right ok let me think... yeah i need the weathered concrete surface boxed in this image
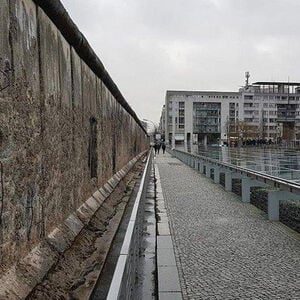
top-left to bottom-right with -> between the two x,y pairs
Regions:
28,157 -> 146,300
0,153 -> 146,299
156,152 -> 300,300
0,0 -> 147,283
0,0 -> 42,271
0,0 -> 11,95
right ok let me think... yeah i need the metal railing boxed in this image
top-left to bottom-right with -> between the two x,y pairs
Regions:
172,149 -> 300,195
106,150 -> 153,300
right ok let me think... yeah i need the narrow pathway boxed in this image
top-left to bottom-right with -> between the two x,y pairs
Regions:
155,152 -> 300,300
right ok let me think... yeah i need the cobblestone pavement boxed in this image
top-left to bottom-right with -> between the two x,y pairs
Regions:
155,152 -> 300,300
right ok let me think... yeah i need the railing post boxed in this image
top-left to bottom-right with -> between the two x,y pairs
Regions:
213,165 -> 220,184
241,177 -> 266,203
194,158 -> 199,171
267,191 -> 300,221
225,171 -> 233,192
191,156 -> 195,168
205,163 -> 211,178
267,191 -> 282,221
225,171 -> 242,192
199,160 -> 203,173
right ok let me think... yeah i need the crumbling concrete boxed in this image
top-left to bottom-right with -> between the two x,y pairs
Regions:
0,0 -> 148,285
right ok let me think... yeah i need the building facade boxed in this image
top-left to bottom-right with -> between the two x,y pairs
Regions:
158,104 -> 166,139
162,81 -> 300,149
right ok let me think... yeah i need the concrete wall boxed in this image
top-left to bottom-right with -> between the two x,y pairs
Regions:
0,0 -> 147,273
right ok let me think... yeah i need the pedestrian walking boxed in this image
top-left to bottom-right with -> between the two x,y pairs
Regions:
162,142 -> 166,154
154,143 -> 158,155
157,142 -> 161,154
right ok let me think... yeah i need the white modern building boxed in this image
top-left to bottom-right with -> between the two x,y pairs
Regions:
162,78 -> 300,150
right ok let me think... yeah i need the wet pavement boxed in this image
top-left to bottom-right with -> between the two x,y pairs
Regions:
155,152 -> 300,300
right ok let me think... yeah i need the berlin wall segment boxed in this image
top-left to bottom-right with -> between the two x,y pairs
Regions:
0,0 -> 148,283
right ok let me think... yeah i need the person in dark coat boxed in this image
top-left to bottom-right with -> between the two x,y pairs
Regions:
156,142 -> 161,154
154,143 -> 158,154
162,142 -> 166,154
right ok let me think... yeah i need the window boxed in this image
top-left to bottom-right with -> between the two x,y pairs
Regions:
179,110 -> 184,116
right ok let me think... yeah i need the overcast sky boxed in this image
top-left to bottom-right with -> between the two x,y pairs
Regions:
61,0 -> 300,124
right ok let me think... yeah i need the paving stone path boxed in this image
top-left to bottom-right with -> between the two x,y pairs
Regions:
155,152 -> 300,300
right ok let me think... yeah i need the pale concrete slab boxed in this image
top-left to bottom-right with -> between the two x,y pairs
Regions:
157,236 -> 173,249
159,292 -> 183,300
157,248 -> 176,266
157,223 -> 171,236
158,266 -> 181,292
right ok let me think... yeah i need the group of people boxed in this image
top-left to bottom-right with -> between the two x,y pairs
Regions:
154,141 -> 166,154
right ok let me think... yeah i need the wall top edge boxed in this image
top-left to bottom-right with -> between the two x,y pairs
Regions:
33,0 -> 147,134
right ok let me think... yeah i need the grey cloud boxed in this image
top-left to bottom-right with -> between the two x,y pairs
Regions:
61,0 -> 300,123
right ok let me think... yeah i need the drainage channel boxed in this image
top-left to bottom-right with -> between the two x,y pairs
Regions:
89,172 -> 141,299
134,165 -> 157,299
90,154 -> 157,299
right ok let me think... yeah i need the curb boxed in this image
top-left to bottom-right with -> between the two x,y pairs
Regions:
154,164 -> 183,300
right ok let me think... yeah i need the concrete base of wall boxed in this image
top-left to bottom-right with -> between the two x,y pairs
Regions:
0,151 -> 147,300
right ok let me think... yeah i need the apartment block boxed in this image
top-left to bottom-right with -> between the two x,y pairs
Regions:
161,81 -> 300,149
